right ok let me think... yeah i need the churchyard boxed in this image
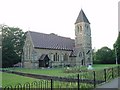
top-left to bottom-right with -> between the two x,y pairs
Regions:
1,64 -> 120,89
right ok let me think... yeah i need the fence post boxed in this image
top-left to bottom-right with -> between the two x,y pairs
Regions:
104,69 -> 106,82
77,74 -> 80,90
51,79 -> 53,90
93,71 -> 96,88
112,68 -> 114,79
118,66 -> 120,77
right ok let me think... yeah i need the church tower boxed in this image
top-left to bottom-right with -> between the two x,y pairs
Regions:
75,9 -> 92,66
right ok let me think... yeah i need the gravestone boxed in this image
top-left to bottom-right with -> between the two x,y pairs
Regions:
87,64 -> 93,70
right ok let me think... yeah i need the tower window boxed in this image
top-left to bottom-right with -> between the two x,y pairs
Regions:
80,26 -> 82,32
77,26 -> 79,33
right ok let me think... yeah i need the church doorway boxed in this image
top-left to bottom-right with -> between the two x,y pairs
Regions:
81,59 -> 84,65
39,54 -> 50,67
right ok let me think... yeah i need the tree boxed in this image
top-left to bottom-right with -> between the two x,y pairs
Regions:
95,47 -> 115,64
2,25 -> 25,67
114,32 -> 120,64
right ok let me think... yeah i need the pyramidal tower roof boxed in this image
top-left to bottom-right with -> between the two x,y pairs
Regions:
75,9 -> 90,24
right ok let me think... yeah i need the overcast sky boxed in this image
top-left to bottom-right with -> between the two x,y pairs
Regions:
0,0 -> 119,50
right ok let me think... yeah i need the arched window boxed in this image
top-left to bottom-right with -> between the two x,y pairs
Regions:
61,54 -> 64,61
64,53 -> 68,61
50,53 -> 54,61
80,26 -> 82,32
55,53 -> 57,61
24,48 -> 26,59
53,53 -> 58,61
77,26 -> 79,33
26,44 -> 29,59
79,52 -> 82,57
53,55 -> 56,61
57,55 -> 59,61
28,44 -> 30,59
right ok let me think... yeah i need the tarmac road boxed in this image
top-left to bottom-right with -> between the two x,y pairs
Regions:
94,77 -> 120,90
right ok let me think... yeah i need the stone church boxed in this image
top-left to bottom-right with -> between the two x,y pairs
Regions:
22,9 -> 92,68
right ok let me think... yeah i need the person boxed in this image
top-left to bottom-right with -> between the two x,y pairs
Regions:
87,64 -> 93,70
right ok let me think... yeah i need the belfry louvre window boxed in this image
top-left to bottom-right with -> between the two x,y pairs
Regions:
77,26 -> 79,33
80,26 -> 82,32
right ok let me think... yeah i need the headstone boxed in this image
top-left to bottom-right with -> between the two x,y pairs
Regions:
87,64 -> 93,70
67,67 -> 70,70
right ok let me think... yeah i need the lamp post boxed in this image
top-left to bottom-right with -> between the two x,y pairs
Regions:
114,44 -> 118,65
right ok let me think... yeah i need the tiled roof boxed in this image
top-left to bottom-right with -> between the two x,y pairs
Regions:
70,48 -> 79,57
29,31 -> 75,51
75,9 -> 90,24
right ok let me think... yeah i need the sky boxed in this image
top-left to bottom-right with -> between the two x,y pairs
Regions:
0,0 -> 119,50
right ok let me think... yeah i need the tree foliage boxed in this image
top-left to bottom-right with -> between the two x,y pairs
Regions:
114,32 -> 120,64
94,47 -> 115,64
2,25 -> 25,67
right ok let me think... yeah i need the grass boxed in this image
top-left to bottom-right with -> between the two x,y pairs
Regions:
0,72 -> 2,87
2,72 -> 93,88
2,72 -> 41,88
3,64 -> 118,76
3,68 -> 74,76
3,67 -> 76,76
2,72 -> 94,89
2,64 -> 119,88
92,64 -> 118,70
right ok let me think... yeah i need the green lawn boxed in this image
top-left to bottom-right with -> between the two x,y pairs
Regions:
3,64 -> 118,76
2,72 -> 93,89
2,64 -> 119,88
92,64 -> 118,70
4,68 -> 75,76
2,72 -> 41,88
0,72 -> 2,87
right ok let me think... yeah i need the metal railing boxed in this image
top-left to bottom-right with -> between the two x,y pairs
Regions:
2,66 -> 120,90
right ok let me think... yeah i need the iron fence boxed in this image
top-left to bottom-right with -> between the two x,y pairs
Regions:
2,66 -> 120,90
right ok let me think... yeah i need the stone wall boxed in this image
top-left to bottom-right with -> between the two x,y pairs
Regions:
34,48 -> 75,68
75,22 -> 92,66
22,32 -> 34,68
22,32 -> 77,68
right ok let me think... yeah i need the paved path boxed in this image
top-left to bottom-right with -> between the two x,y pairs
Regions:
95,77 -> 120,89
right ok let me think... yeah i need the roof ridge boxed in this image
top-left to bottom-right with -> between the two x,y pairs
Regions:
29,31 -> 74,40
